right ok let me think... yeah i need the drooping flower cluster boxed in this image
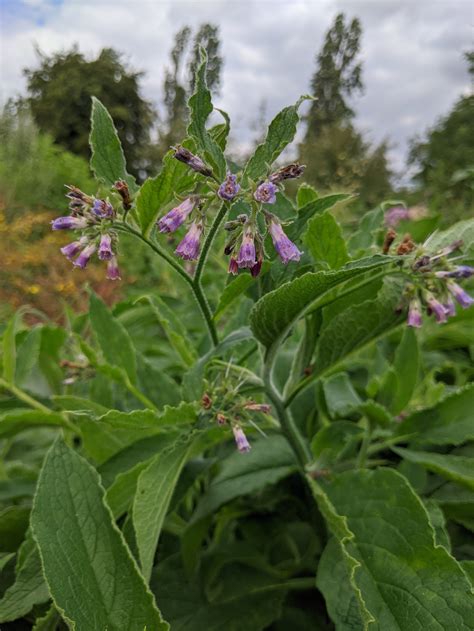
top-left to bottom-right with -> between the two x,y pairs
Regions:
155,146 -> 305,272
405,241 -> 474,328
50,184 -> 123,280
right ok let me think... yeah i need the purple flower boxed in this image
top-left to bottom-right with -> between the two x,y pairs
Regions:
407,298 -> 422,328
232,425 -> 251,453
60,237 -> 89,261
73,243 -> 97,269
106,255 -> 121,280
443,294 -> 456,317
218,172 -> 240,201
237,229 -> 256,269
269,163 -> 306,184
228,257 -> 239,275
447,281 -> 474,309
254,181 -> 277,204
92,198 -> 114,219
268,218 -> 302,264
436,266 -> 474,279
172,146 -> 212,177
384,206 -> 409,227
51,216 -> 88,231
175,221 -> 203,261
426,293 -> 448,323
157,197 -> 197,233
250,258 -> 263,277
98,234 -> 113,261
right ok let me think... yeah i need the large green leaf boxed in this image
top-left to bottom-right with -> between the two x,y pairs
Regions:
391,326 -> 419,414
250,256 -> 393,349
15,326 -> 42,386
31,438 -> 168,630
0,533 -> 49,623
89,292 -> 137,384
135,147 -> 195,237
393,447 -> 474,490
133,435 -> 196,582
319,468 -> 474,630
288,193 -> 353,241
243,95 -> 310,183
397,384 -> 474,445
187,49 -> 226,178
0,409 -> 71,438
192,435 -> 297,522
89,97 -> 137,192
425,218 -> 474,257
314,279 -> 404,375
303,210 -> 349,269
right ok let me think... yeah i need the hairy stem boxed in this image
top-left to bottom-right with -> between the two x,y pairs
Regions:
0,378 -> 52,413
116,224 -> 218,346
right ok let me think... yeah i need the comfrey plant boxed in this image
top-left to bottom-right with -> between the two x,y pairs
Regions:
1,53 -> 474,630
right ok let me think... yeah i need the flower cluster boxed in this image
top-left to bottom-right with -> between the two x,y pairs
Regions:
50,185 -> 122,279
201,390 -> 272,453
405,241 -> 474,328
155,146 -> 305,272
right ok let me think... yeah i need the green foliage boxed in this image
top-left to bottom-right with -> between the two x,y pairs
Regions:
1,70 -> 474,631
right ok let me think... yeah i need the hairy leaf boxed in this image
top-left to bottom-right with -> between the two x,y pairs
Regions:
393,447 -> 474,490
303,210 -> 349,269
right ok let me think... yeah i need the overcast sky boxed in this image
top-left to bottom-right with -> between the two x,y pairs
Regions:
1,0 -> 472,182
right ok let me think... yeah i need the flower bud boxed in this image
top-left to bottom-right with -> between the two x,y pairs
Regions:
172,146 -> 212,177
269,163 -> 305,184
158,197 -> 197,233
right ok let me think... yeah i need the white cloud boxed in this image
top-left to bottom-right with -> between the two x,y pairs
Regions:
0,0 -> 471,182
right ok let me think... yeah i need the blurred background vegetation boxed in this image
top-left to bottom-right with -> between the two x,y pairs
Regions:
0,13 -> 473,320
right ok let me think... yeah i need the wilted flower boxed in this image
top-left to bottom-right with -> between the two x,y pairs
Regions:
158,197 -> 197,233
60,236 -> 89,261
113,180 -> 132,209
407,297 -> 422,328
106,255 -> 121,280
228,256 -> 239,275
175,220 -> 204,261
435,265 -> 474,279
269,163 -> 306,184
244,402 -> 271,413
447,280 -> 474,309
216,413 -> 227,425
65,185 -> 93,206
218,172 -> 240,201
73,243 -> 97,269
51,216 -> 89,231
426,292 -> 448,323
172,146 -> 212,176
98,234 -> 113,261
268,216 -> 302,264
92,198 -> 114,219
254,181 -> 277,204
232,425 -> 251,453
237,228 -> 256,269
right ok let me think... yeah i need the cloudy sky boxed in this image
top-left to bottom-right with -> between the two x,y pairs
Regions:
1,0 -> 472,182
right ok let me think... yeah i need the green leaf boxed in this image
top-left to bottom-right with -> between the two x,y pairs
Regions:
89,96 -> 137,192
250,256 -> 393,349
32,605 -> 62,631
393,447 -> 474,490
89,292 -> 137,384
2,310 -> 23,384
133,435 -> 197,582
243,95 -> 311,183
0,409 -> 70,439
303,211 -> 349,269
135,147 -> 195,237
146,296 -> 197,366
187,49 -> 226,178
209,108 -> 230,150
31,437 -> 168,630
0,533 -> 49,624
347,206 -> 384,256
296,183 -> 318,208
288,193 -> 354,241
322,373 -> 362,419
314,279 -> 404,375
311,421 -> 363,468
319,468 -> 474,630
397,384 -> 474,445
425,218 -> 474,257
213,265 -> 269,322
15,326 -> 42,386
51,395 -> 108,415
0,506 -> 30,552
424,499 -> 451,549
192,435 -> 297,522
391,326 -> 419,414
431,483 -> 474,532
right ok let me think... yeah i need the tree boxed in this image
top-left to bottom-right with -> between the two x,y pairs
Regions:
299,13 -> 392,209
23,47 -> 155,176
408,51 -> 474,220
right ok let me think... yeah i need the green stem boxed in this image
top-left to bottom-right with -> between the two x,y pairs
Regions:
124,378 -> 158,411
194,202 -> 228,285
0,378 -> 52,413
263,347 -> 312,468
116,224 -> 218,347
